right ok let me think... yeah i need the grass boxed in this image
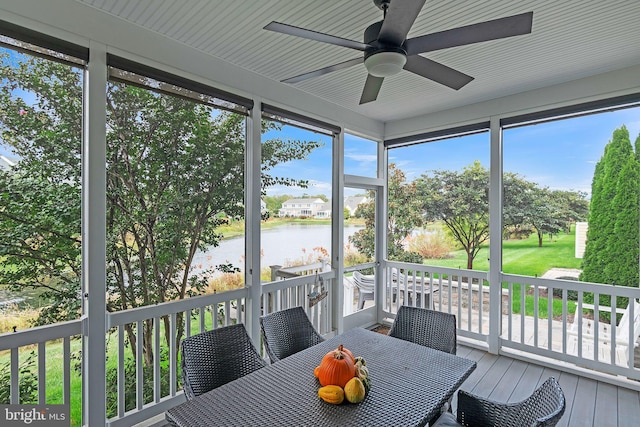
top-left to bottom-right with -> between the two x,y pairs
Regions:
1,308 -> 226,426
422,229 -> 581,318
421,229 -> 581,276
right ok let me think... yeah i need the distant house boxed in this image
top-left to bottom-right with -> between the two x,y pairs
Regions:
278,196 -> 369,218
315,202 -> 332,218
344,195 -> 369,217
278,198 -> 327,217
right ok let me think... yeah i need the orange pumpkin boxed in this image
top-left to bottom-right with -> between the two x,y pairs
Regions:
341,346 -> 355,364
317,344 -> 356,388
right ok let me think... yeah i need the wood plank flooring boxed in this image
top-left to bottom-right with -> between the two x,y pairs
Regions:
455,343 -> 640,427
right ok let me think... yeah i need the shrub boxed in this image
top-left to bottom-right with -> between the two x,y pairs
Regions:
406,231 -> 454,259
343,244 -> 369,267
105,347 -> 171,419
0,351 -> 38,404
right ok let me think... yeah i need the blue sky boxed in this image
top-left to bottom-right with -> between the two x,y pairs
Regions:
265,106 -> 640,199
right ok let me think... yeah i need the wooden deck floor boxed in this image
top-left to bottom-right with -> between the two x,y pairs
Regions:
454,343 -> 640,427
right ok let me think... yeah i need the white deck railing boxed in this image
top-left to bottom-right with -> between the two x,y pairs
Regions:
0,319 -> 81,406
2,262 -> 639,425
501,273 -> 640,381
0,272 -> 334,426
383,261 -> 491,342
379,261 -> 640,382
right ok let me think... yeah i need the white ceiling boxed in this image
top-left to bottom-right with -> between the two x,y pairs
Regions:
71,0 -> 640,124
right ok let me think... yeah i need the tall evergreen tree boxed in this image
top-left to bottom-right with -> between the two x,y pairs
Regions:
605,156 -> 640,288
581,126 -> 634,285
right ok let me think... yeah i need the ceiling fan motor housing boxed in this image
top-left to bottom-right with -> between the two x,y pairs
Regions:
363,21 -> 407,77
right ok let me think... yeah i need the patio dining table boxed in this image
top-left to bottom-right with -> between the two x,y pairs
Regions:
165,327 -> 476,426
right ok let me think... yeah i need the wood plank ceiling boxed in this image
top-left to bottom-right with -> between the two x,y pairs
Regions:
77,0 -> 640,123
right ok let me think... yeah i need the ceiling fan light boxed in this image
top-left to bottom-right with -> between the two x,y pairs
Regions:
364,51 -> 407,77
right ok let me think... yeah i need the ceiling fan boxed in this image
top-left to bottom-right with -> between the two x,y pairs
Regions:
264,0 -> 533,104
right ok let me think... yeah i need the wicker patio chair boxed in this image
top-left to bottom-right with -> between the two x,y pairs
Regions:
432,377 -> 566,427
388,306 -> 457,354
260,306 -> 325,363
180,323 -> 267,400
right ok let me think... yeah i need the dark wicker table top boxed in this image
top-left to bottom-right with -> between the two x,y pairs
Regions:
165,327 -> 476,427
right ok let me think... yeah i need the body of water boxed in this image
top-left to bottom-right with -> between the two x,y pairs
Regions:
1,223 -> 364,307
193,222 -> 364,273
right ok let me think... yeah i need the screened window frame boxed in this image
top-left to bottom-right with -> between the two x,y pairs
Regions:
107,54 -> 253,115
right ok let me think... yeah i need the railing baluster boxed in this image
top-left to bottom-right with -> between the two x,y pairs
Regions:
10,347 -> 18,404
38,341 -> 46,403
520,283 -> 525,345
533,285 -> 539,348
562,289 -> 568,355
169,312 -> 177,396
63,336 -> 71,405
547,287 -> 553,351
154,316 -> 160,403
507,281 -> 513,341
117,325 -> 125,418
136,319 -> 143,410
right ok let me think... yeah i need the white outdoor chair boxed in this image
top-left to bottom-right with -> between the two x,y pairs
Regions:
352,271 -> 376,310
351,270 -> 401,310
568,297 -> 640,365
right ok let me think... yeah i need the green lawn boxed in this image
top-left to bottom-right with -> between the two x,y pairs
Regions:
423,229 -> 581,276
422,229 -> 581,317
1,308 -> 225,426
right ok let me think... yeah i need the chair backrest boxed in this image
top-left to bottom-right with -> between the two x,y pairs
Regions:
388,306 -> 457,354
518,377 -> 566,427
456,377 -> 565,427
260,306 -> 325,363
352,271 -> 375,292
616,298 -> 640,346
180,323 -> 266,400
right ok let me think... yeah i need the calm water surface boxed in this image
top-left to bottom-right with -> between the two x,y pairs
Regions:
194,222 -> 364,273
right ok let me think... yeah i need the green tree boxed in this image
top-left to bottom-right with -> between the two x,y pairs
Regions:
415,161 -> 489,269
581,126 -> 635,285
350,164 -> 423,262
551,189 -> 589,234
0,48 -> 322,365
604,155 -> 640,288
0,49 -> 83,325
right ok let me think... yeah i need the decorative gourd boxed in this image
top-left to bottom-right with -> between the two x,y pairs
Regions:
314,366 -> 321,378
344,377 -> 366,403
355,364 -> 369,381
316,344 -> 356,388
361,376 -> 371,395
318,385 -> 345,404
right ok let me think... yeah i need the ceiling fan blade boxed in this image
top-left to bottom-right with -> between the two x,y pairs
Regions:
378,0 -> 427,46
282,57 -> 363,84
360,75 -> 384,104
404,55 -> 473,90
264,22 -> 369,51
405,12 -> 533,56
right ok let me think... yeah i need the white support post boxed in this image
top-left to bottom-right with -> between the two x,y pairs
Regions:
376,143 -> 388,322
488,117 -> 503,354
83,41 -> 107,426
332,129 -> 345,333
246,99 -> 262,344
